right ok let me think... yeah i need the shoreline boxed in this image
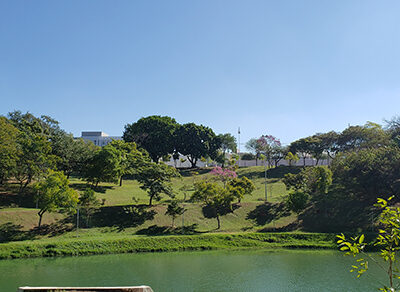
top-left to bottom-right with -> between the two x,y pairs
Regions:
0,232 -> 337,260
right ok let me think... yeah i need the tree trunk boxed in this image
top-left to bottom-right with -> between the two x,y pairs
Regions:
149,195 -> 153,207
315,158 -> 320,166
303,156 -> 306,166
172,217 -> 175,228
119,176 -> 123,187
38,210 -> 44,227
216,215 -> 220,229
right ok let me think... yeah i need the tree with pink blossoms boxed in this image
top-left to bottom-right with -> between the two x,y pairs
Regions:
209,166 -> 237,187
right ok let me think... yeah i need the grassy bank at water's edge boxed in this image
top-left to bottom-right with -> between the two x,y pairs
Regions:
0,232 -> 337,259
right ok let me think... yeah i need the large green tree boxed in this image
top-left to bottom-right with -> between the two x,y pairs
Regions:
0,117 -> 20,184
34,170 -> 78,227
191,181 -> 235,229
83,145 -> 123,187
336,122 -> 390,152
123,116 -> 178,162
175,123 -> 221,168
108,140 -> 150,186
331,146 -> 400,204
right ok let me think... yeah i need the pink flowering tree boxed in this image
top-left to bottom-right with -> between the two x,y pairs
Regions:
210,166 -> 237,187
257,135 -> 283,167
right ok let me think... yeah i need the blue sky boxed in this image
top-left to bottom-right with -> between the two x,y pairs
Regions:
1,1 -> 400,146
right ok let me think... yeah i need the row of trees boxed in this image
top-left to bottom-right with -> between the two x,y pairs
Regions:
123,116 -> 237,167
245,121 -> 395,167
280,117 -> 400,232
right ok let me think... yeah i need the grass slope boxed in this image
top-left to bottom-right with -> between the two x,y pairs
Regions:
0,232 -> 337,260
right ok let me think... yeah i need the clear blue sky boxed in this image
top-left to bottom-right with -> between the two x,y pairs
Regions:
1,1 -> 400,146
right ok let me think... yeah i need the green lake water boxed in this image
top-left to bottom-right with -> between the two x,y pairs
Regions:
0,249 -> 387,291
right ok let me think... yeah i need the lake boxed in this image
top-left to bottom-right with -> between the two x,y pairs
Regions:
0,249 -> 386,291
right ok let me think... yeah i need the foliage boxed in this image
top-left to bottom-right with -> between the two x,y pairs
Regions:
108,140 -> 150,186
83,144 -> 123,186
331,146 -> 400,204
217,133 -> 237,167
245,138 -> 263,165
337,197 -> 400,291
285,152 -> 299,166
0,117 -> 20,184
286,191 -> 310,214
50,132 -> 98,178
79,188 -> 102,227
123,115 -> 178,162
191,181 -> 235,229
34,170 -> 79,227
165,200 -> 186,227
210,166 -> 237,186
283,166 -> 332,196
241,153 -> 255,160
135,162 -> 179,206
336,122 -> 390,152
175,123 -> 221,168
14,133 -> 54,192
226,176 -> 255,203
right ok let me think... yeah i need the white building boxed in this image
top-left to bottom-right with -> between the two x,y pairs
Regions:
81,131 -> 122,146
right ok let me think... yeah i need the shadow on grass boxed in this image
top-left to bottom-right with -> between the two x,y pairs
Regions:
69,183 -> 114,194
178,168 -> 212,177
239,166 -> 302,180
0,183 -> 36,208
92,205 -> 156,231
136,224 -> 199,236
246,202 -> 290,226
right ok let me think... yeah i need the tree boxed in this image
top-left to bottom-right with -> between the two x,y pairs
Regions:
50,131 -> 98,179
123,116 -> 178,162
108,140 -> 150,186
289,138 -> 312,166
283,166 -> 332,196
175,123 -> 221,168
83,145 -> 123,187
34,170 -> 78,227
241,153 -> 255,161
135,162 -> 179,206
331,146 -> 400,204
191,181 -> 235,229
226,176 -> 255,203
165,200 -> 185,227
337,122 -> 390,152
256,135 -> 282,167
245,138 -> 263,165
337,197 -> 400,291
0,117 -> 20,184
209,166 -> 237,187
14,133 -> 54,192
7,111 -> 58,191
217,133 -> 237,167
285,152 -> 299,166
286,191 -> 309,214
79,188 -> 102,227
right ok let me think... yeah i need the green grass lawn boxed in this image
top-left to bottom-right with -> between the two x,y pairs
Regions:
68,166 -> 289,206
0,166 -> 298,246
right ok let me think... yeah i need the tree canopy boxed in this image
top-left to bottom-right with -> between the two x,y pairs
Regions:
123,115 -> 178,162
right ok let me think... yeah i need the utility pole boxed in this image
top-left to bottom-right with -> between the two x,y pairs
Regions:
264,158 -> 267,201
76,206 -> 80,237
238,127 -> 241,154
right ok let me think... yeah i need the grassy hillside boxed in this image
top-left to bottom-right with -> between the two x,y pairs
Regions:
0,166 -> 300,247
